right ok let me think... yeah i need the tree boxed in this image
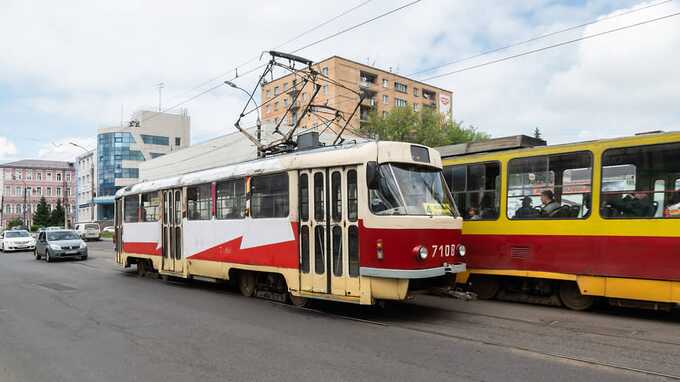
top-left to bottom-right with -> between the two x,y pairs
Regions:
534,127 -> 542,139
49,199 -> 65,227
33,197 -> 50,227
359,107 -> 489,147
7,218 -> 23,229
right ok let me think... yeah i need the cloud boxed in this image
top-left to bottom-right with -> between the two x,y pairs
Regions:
0,137 -> 18,159
36,137 -> 97,162
1,0 -> 678,153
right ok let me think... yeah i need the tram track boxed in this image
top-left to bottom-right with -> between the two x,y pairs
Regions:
291,303 -> 680,381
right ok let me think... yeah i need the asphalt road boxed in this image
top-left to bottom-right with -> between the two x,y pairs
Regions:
0,241 -> 679,382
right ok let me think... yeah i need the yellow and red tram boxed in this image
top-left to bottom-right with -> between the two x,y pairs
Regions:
440,132 -> 680,310
114,141 -> 466,305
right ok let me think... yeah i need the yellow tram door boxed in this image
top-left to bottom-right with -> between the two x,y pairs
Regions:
161,188 -> 184,274
329,167 -> 361,298
298,170 -> 313,292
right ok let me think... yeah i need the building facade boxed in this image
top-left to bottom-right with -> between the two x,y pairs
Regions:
95,109 -> 191,221
75,149 -> 97,223
0,160 -> 76,228
260,56 -> 453,133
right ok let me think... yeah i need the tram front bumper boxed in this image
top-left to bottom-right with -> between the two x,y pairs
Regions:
360,263 -> 466,279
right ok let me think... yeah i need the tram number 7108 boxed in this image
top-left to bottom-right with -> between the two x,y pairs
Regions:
432,244 -> 457,258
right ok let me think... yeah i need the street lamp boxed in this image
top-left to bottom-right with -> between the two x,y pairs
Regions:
70,142 -> 96,225
225,80 -> 262,145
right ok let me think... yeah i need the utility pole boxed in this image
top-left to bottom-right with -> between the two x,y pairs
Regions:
23,186 -> 27,227
156,82 -> 165,112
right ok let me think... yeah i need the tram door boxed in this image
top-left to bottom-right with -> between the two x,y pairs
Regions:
298,167 -> 360,297
114,198 -> 123,263
161,189 -> 184,273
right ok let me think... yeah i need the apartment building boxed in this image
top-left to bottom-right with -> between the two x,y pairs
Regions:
75,149 -> 97,223
95,109 -> 191,221
260,56 -> 453,133
0,160 -> 76,228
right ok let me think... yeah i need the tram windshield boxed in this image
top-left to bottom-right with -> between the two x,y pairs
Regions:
369,163 -> 457,217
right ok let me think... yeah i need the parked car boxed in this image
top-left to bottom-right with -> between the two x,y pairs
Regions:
75,223 -> 101,241
34,230 -> 88,262
46,226 -> 63,231
0,229 -> 36,252
102,226 -> 115,234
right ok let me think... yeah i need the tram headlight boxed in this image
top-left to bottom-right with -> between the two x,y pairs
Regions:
376,239 -> 384,260
457,244 -> 467,257
414,245 -> 428,261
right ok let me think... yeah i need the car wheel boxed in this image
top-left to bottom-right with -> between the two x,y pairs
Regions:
81,255 -> 88,261
34,248 -> 42,260
45,250 -> 52,263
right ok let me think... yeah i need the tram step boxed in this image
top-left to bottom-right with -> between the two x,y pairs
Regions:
255,290 -> 288,303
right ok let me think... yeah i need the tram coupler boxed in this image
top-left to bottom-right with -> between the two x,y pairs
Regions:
432,287 -> 477,301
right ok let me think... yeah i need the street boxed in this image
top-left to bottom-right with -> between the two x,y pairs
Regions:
0,241 -> 678,382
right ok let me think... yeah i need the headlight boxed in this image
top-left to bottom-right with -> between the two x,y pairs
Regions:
457,244 -> 466,257
80,241 -> 87,249
415,245 -> 428,261
49,244 -> 61,250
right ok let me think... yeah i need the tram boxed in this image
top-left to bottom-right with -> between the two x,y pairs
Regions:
440,131 -> 680,310
114,140 -> 466,305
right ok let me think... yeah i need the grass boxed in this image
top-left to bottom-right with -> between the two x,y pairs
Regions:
101,231 -> 113,239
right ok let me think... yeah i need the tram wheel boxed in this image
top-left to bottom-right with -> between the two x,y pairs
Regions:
238,271 -> 256,297
469,276 -> 500,300
558,281 -> 595,311
137,261 -> 147,277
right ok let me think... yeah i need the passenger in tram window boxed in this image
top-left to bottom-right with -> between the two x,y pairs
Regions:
606,191 -> 653,217
540,190 -> 561,217
466,207 -> 481,220
514,196 -> 539,219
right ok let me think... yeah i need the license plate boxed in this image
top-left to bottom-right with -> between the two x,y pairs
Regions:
66,250 -> 79,255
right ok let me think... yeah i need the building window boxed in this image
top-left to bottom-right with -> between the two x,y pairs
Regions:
266,104 -> 271,114
47,172 -> 52,181
4,186 -> 10,196
36,172 -> 42,181
395,98 -> 407,107
15,187 -> 21,196
283,82 -> 288,91
382,95 -> 389,105
274,101 -> 279,111
26,170 -> 32,180
284,98 -> 289,107
322,67 -> 328,76
507,152 -> 592,219
36,187 -> 41,196
124,195 -> 139,223
413,87 -> 419,97
56,173 -> 62,182
274,86 -> 279,96
57,187 -> 62,197
216,179 -> 246,219
14,170 -> 21,180
266,89 -> 271,99
187,184 -> 212,220
66,173 -> 71,182
394,82 -> 407,93
382,79 -> 389,88
444,162 -> 500,221
141,192 -> 160,222
140,134 -> 169,146
26,187 -> 32,197
251,173 -> 289,218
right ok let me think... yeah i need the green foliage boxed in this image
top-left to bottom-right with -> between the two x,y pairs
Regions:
33,197 -> 51,227
30,224 -> 41,232
49,199 -> 65,227
534,127 -> 542,139
359,107 -> 489,147
6,218 -> 24,229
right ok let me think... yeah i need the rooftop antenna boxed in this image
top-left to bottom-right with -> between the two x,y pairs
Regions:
156,82 -> 165,112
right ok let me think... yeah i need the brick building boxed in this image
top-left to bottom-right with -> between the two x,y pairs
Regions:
0,160 -> 76,228
260,56 -> 453,133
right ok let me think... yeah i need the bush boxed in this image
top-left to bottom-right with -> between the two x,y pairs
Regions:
30,224 -> 41,232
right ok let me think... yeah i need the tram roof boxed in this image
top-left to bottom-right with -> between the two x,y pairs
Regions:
437,130 -> 680,162
116,140 -> 442,197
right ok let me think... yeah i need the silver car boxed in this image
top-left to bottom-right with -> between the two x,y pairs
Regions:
34,230 -> 88,262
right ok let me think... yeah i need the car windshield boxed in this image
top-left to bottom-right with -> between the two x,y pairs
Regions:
85,224 -> 99,230
5,231 -> 30,238
47,231 -> 81,241
369,163 -> 458,216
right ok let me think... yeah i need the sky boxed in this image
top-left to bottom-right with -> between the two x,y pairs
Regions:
1,0 -> 679,162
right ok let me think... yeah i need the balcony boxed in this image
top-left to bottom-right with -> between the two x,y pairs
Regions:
359,71 -> 377,88
361,97 -> 376,108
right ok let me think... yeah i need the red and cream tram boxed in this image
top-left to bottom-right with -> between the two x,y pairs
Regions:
114,141 -> 466,305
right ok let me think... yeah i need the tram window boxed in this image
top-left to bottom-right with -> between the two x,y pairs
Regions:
299,174 -> 309,222
443,162 -> 500,220
347,170 -> 358,222
187,184 -> 212,220
601,142 -> 680,219
332,226 -> 342,276
348,225 -> 359,277
314,226 -> 325,274
331,171 -> 341,222
251,173 -> 289,218
124,195 -> 139,223
314,173 -> 325,221
300,226 -> 310,273
141,192 -> 160,222
216,179 -> 245,219
507,151 -> 592,219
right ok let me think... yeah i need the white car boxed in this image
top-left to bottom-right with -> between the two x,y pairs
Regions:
75,223 -> 101,241
0,230 -> 36,252
102,226 -> 115,234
